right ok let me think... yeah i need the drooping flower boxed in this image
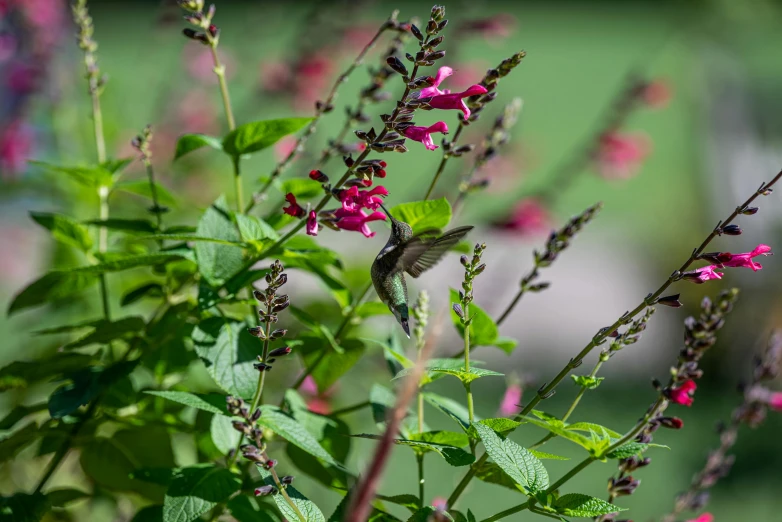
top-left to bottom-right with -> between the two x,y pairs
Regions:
595,132 -> 650,180
499,383 -> 522,417
419,66 -> 453,98
306,211 -> 319,236
497,199 -> 551,237
669,379 -> 697,407
686,513 -> 714,522
688,265 -> 724,284
339,185 -> 388,212
720,244 -> 772,271
428,84 -> 489,119
769,392 -> 782,412
283,193 -> 306,218
401,122 -> 448,151
332,208 -> 386,238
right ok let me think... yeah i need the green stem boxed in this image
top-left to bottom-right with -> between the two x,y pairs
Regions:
480,501 -> 530,522
417,453 -> 425,507
233,157 -> 244,214
209,44 -> 235,131
423,124 -> 464,200
143,157 -> 164,231
330,400 -> 371,417
463,302 -> 476,453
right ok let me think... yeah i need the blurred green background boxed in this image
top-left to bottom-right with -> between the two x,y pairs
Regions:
2,0 -> 782,520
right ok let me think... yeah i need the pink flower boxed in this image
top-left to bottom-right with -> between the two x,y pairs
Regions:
639,79 -> 672,109
686,514 -> 714,522
499,383 -> 522,416
0,119 -> 33,179
339,186 -> 388,212
595,132 -> 650,180
301,375 -> 335,415
431,497 -> 448,511
720,244 -> 772,271
428,85 -> 489,119
283,193 -> 306,218
274,135 -> 298,162
670,380 -> 697,407
458,14 -> 517,41
497,199 -> 551,237
401,121 -> 448,151
690,265 -> 724,283
306,211 -> 319,236
332,208 -> 386,238
419,66 -> 453,98
769,392 -> 782,412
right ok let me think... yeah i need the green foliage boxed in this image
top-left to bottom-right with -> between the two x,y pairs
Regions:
258,467 -> 325,522
389,198 -> 452,234
473,423 -> 549,495
48,360 -> 138,418
222,118 -> 313,158
406,507 -> 453,522
194,196 -> 246,286
162,465 -> 242,522
423,392 -> 477,432
0,423 -> 40,463
173,133 -> 223,160
258,406 -> 343,469
352,432 -> 475,466
571,375 -> 605,389
448,289 -> 513,352
114,180 -> 178,206
30,212 -> 93,251
192,318 -> 258,399
145,391 -> 227,415
0,492 -> 49,522
552,493 -> 624,517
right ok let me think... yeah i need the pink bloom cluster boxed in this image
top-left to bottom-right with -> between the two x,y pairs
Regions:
686,514 -> 713,522
420,67 -> 488,119
670,379 -> 697,407
328,208 -> 386,238
339,185 -> 388,212
596,132 -> 651,180
687,244 -> 773,283
283,193 -> 306,218
497,198 -> 551,237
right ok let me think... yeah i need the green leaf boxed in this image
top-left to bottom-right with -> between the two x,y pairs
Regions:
553,494 -> 624,517
86,218 -> 158,234
258,406 -> 342,468
353,433 -> 474,466
210,413 -> 241,454
0,423 -> 39,463
566,422 -> 621,439
375,494 -> 420,513
423,393 -> 477,432
8,253 -> 187,314
468,418 -> 522,439
62,316 -> 146,349
353,301 -> 392,318
301,337 -> 365,394
528,449 -> 570,461
194,197 -> 245,286
141,234 -> 247,246
411,430 -> 470,448
228,496 -> 280,522
493,336 -> 519,354
258,466 -> 326,522
406,507 -> 452,522
130,468 -> 177,486
222,118 -> 312,158
114,180 -> 177,207
122,282 -> 165,306
235,214 -> 280,242
474,423 -> 549,495
144,391 -> 227,415
393,358 -> 487,386
369,384 -> 396,427
0,492 -> 49,522
162,465 -> 242,522
570,375 -> 605,390
47,488 -> 90,508
473,461 -> 526,492
103,157 -> 134,174
131,505 -> 164,522
173,134 -> 223,160
389,198 -> 452,234
426,366 -> 504,385
30,160 -> 112,188
192,319 -> 258,399
48,360 -> 138,419
0,353 -> 92,391
449,289 -> 499,348
280,178 -> 322,200
30,212 -> 93,251
523,413 -> 596,452
0,403 -> 46,431
605,442 -> 648,460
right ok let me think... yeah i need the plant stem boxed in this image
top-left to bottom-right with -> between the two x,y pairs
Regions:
480,501 -> 530,522
233,157 -> 244,213
417,452 -> 425,507
446,168 -> 782,509
423,124 -> 464,200
463,301 -> 475,452
245,14 -> 395,211
209,44 -> 235,131
330,400 -> 371,417
143,158 -> 163,231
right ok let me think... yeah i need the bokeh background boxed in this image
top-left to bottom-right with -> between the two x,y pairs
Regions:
2,0 -> 782,520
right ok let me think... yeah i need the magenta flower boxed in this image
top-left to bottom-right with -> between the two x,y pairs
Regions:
690,265 -> 724,283
300,376 -> 334,415
721,244 -> 772,271
769,392 -> 782,412
0,120 -> 33,179
497,199 -> 551,237
428,84 -> 489,119
401,122 -> 449,151
332,208 -> 386,238
595,132 -> 650,180
686,514 -> 714,522
339,185 -> 389,212
669,379 -> 697,407
306,211 -> 319,236
419,66 -> 453,98
498,383 -> 522,416
282,193 -> 306,218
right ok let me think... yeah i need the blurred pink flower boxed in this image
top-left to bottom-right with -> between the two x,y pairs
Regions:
274,135 -> 298,162
0,34 -> 17,62
670,379 -> 697,407
419,66 -> 453,98
686,265 -> 724,284
721,244 -> 772,271
6,61 -> 39,94
301,375 -> 334,415
17,0 -> 65,30
401,121 -> 448,151
0,119 -> 33,179
177,90 -> 219,134
339,185 -> 388,212
306,210 -> 319,236
332,208 -> 386,238
686,514 -> 713,522
497,199 -> 551,237
459,14 -> 517,41
184,45 -> 235,84
293,54 -> 333,112
339,25 -> 378,54
595,132 -> 650,180
431,497 -> 448,511
429,85 -> 488,119
499,383 -> 522,416
640,79 -> 672,109
769,392 -> 782,412
283,193 -> 306,218
259,60 -> 293,92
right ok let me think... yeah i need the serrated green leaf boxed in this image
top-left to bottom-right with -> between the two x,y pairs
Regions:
145,391 -> 227,415
523,415 -> 595,452
553,493 -> 624,517
468,418 -> 521,439
353,433 -> 474,466
30,160 -> 113,188
223,118 -> 312,158
258,466 -> 325,522
375,493 -> 420,513
192,319 -> 257,399
30,212 -> 93,251
235,214 -> 280,242
426,366 -> 504,385
528,449 -> 570,461
46,488 -> 90,508
114,180 -> 177,207
210,413 -> 241,454
474,423 -> 549,495
130,468 -> 177,486
566,422 -> 621,438
605,442 -> 648,459
86,218 -> 158,234
449,289 -> 499,348
194,196 -> 245,286
570,375 -> 605,389
0,492 -> 49,522
473,461 -> 520,491
423,393 -> 477,432
389,198 -> 451,234
393,358 -> 487,386
162,465 -> 241,522
173,133 -> 223,160
259,406 -> 342,468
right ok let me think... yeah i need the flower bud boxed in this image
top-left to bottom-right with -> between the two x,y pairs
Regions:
720,224 -> 742,236
410,24 -> 424,41
270,328 -> 287,339
264,459 -> 277,470
386,56 -> 409,76
309,170 -> 329,183
254,362 -> 272,372
657,416 -> 684,429
452,303 -> 464,319
280,475 -> 295,485
251,408 -> 262,422
268,346 -> 292,357
460,255 -> 469,266
741,206 -> 759,215
657,294 -> 682,308
255,485 -> 277,496
248,327 -> 266,339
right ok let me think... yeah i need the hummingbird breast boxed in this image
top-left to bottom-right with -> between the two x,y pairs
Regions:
371,252 -> 408,309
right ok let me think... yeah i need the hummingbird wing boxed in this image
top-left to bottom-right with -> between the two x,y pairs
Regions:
399,226 -> 474,278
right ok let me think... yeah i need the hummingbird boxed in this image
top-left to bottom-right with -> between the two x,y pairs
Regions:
371,204 -> 473,337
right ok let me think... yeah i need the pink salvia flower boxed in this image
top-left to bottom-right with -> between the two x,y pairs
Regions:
419,66 -> 453,98
340,186 -> 389,212
640,79 -> 672,109
596,132 -> 650,180
428,84 -> 489,119
670,379 -> 697,407
686,514 -> 714,522
498,199 -> 551,237
401,121 -> 449,151
306,211 -> 318,236
769,392 -> 782,412
333,208 -> 386,238
282,193 -> 306,218
300,375 -> 334,415
499,383 -> 522,416
693,265 -> 724,283
720,244 -> 772,271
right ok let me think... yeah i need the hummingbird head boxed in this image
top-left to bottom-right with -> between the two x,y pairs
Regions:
379,203 -> 413,243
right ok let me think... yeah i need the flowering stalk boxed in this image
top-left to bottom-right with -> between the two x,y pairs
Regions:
446,168 -> 782,509
423,51 -> 525,200
659,332 -> 782,522
411,290 -> 430,505
246,12 -> 403,211
131,126 -> 166,232
496,202 -> 602,325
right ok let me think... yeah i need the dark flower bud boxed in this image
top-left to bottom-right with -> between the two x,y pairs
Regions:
426,19 -> 438,35
208,24 -> 219,38
276,274 -> 288,286
232,421 -> 250,435
452,303 -> 464,319
248,327 -> 266,339
410,24 -> 424,41
657,416 -> 684,429
272,301 -> 290,313
280,475 -> 295,485
657,294 -> 682,308
268,346 -> 292,357
460,255 -> 469,266
427,50 -> 446,61
720,224 -> 742,236
239,407 -> 248,419
255,485 -> 277,496
254,362 -> 272,372
343,155 -> 355,167
264,459 -> 277,470
405,52 -> 415,63
182,28 -> 208,44
437,19 -> 449,31
242,451 -> 264,463
386,56 -> 409,76
528,282 -> 550,292
741,206 -> 759,215
429,36 -> 444,48
309,169 -> 328,183
270,328 -> 287,339
251,408 -> 262,422
473,263 -> 486,275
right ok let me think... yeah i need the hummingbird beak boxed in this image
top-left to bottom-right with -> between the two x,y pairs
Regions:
378,203 -> 395,222
401,318 -> 410,339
